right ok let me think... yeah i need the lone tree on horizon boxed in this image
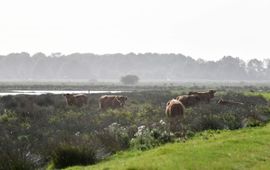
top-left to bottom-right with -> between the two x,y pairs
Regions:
120,75 -> 139,85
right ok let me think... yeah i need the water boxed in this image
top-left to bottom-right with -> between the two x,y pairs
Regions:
0,90 -> 126,96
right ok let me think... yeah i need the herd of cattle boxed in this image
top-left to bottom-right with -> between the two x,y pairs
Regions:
165,90 -> 216,118
63,89 -> 244,119
64,94 -> 128,109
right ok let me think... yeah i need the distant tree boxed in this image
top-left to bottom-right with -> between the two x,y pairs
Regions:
120,75 -> 139,85
264,59 -> 270,80
247,59 -> 265,80
215,56 -> 247,80
0,52 -> 269,81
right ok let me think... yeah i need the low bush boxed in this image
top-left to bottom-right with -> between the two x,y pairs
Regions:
0,130 -> 35,170
52,144 -> 96,169
0,153 -> 35,170
96,122 -> 130,153
130,120 -> 173,150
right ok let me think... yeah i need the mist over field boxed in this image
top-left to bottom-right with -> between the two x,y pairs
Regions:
0,52 -> 269,82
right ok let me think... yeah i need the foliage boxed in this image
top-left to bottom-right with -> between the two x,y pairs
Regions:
1,53 -> 270,81
52,144 -> 96,169
120,75 -> 139,85
0,110 -> 36,170
130,120 -> 173,150
65,123 -> 270,170
96,123 -> 130,153
0,87 -> 270,169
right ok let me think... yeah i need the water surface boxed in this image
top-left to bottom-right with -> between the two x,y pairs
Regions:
0,90 -> 125,96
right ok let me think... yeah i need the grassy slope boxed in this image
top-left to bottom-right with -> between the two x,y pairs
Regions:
245,92 -> 270,100
66,123 -> 270,170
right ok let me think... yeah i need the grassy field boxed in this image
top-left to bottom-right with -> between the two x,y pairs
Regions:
65,123 -> 270,170
246,92 -> 270,101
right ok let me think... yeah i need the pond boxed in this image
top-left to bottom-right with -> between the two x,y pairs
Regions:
0,90 -> 126,96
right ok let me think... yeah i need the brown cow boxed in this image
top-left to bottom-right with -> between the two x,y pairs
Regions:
165,99 -> 185,132
165,99 -> 185,118
188,90 -> 216,103
99,95 -> 127,110
176,94 -> 200,107
217,98 -> 244,106
64,94 -> 88,107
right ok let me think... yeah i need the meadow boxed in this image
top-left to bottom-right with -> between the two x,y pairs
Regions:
66,123 -> 270,170
0,83 -> 270,169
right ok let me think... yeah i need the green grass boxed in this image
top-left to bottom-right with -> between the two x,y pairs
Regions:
65,123 -> 270,170
245,92 -> 270,101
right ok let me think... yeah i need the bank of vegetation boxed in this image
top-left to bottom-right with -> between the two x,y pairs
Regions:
0,86 -> 269,169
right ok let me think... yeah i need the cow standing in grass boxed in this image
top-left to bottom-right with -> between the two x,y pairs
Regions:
165,99 -> 185,118
176,94 -> 200,107
99,95 -> 127,110
165,99 -> 185,133
64,94 -> 88,107
188,90 -> 216,103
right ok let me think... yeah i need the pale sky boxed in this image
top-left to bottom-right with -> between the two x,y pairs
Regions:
0,0 -> 269,60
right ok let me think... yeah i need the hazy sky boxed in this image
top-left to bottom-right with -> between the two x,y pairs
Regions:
0,0 -> 269,60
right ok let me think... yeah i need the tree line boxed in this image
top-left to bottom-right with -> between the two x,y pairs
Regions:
0,52 -> 269,81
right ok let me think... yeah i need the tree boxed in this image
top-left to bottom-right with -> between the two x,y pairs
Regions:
247,59 -> 265,80
120,75 -> 139,85
215,56 -> 247,80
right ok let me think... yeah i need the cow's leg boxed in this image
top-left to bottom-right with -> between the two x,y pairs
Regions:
99,102 -> 103,109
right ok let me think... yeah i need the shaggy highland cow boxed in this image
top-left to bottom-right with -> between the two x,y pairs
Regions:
165,99 -> 185,118
176,94 -> 200,107
188,90 -> 216,103
64,94 -> 88,107
99,95 -> 127,110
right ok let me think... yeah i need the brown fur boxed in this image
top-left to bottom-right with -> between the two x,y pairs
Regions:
64,94 -> 88,107
217,98 -> 244,106
99,95 -> 128,110
188,90 -> 216,103
165,99 -> 185,118
176,94 -> 200,107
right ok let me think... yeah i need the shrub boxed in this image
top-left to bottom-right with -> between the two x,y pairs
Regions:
0,123 -> 36,170
96,123 -> 130,154
52,144 -> 96,169
130,125 -> 157,150
0,153 -> 35,170
130,120 -> 174,150
35,94 -> 54,106
241,117 -> 263,128
0,95 -> 17,111
120,75 -> 139,85
107,123 -> 130,148
151,121 -> 174,144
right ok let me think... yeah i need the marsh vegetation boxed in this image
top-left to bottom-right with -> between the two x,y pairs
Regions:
0,85 -> 270,169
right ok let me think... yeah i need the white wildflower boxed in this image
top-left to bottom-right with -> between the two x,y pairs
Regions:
75,131 -> 80,136
159,119 -> 166,125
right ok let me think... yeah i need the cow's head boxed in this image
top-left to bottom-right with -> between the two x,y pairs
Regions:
63,93 -> 73,97
117,96 -> 127,103
209,90 -> 216,98
63,93 -> 76,106
188,91 -> 195,95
